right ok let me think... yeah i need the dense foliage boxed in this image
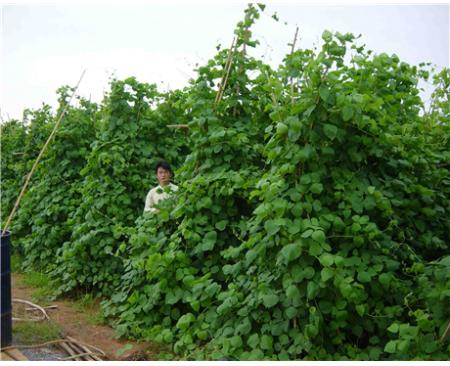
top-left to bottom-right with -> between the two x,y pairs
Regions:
11,88 -> 98,271
2,4 -> 448,361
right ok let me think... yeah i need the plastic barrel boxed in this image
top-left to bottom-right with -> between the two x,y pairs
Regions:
1,230 -> 12,348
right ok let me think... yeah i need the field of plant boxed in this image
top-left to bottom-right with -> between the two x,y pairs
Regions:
1,5 -> 449,360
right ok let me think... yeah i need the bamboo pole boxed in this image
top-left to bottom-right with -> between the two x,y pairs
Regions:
290,26 -> 299,104
66,336 -> 106,358
2,70 -> 86,233
66,336 -> 104,361
59,341 -> 83,361
214,37 -> 235,105
166,124 -> 189,129
214,37 -> 237,109
440,321 -> 450,342
12,298 -> 50,321
290,26 -> 299,55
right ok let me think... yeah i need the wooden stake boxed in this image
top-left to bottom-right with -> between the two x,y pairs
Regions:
214,37 -> 235,105
66,336 -> 106,359
67,336 -> 106,361
166,124 -> 189,129
2,70 -> 86,233
214,37 -> 237,109
59,341 -> 83,361
12,298 -> 50,321
290,26 -> 299,55
290,26 -> 299,104
440,321 -> 450,342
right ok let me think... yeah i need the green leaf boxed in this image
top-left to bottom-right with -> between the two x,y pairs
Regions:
319,86 -> 331,103
356,304 -> 366,316
276,122 -> 288,136
378,273 -> 391,287
303,266 -> 315,279
202,231 -> 217,251
310,183 -> 323,194
279,242 -> 302,262
215,220 -> 227,231
260,334 -> 273,350
265,220 -> 280,236
247,333 -> 260,349
307,281 -> 319,299
319,253 -> 334,267
286,284 -> 300,300
115,344 -> 133,358
176,313 -> 195,331
322,30 -> 333,42
236,318 -> 251,335
285,307 -> 297,319
312,230 -> 326,243
262,293 -> 279,308
309,242 -> 323,256
230,335 -> 243,349
357,271 -> 372,283
287,116 -> 302,141
301,229 -> 314,238
342,104 -> 354,121
321,267 -> 334,282
388,323 -> 398,333
384,340 -> 397,353
323,124 -> 338,140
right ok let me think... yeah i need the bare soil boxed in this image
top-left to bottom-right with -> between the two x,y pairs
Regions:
11,273 -> 162,360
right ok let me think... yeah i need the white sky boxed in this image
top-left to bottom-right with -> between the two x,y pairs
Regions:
1,1 -> 449,121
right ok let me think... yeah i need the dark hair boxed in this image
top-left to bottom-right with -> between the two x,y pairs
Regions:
155,160 -> 173,174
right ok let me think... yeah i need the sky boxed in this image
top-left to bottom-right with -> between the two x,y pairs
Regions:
1,1 -> 449,121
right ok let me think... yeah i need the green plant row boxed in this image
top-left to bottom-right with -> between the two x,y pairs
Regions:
1,4 -> 448,361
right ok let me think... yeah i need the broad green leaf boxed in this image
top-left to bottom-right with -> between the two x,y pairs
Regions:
357,271 -> 372,283
286,285 -> 300,300
312,230 -> 326,243
279,242 -> 302,262
310,183 -> 323,194
384,340 -> 397,354
202,231 -> 217,251
319,86 -> 331,103
265,220 -> 280,236
307,281 -> 319,299
387,323 -> 399,333
262,293 -> 279,308
323,124 -> 338,140
342,104 -> 354,121
260,334 -> 273,350
321,267 -> 334,282
285,307 -> 297,319
230,335 -> 243,349
215,220 -> 227,231
322,30 -> 333,42
319,253 -> 334,267
309,242 -> 323,256
247,333 -> 260,349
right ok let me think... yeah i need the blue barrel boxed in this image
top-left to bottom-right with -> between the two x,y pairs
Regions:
1,230 -> 12,348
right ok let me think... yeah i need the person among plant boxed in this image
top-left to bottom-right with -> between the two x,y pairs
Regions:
144,160 -> 178,213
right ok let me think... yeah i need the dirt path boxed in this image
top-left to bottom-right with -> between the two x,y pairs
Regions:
11,273 -> 159,360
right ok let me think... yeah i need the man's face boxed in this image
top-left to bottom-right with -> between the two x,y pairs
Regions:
157,167 -> 171,186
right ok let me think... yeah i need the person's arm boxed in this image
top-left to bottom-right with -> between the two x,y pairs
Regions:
144,189 -> 158,213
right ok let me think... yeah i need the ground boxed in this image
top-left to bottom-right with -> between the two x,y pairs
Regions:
10,272 -> 167,361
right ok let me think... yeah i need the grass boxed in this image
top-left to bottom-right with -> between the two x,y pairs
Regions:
20,270 -> 56,306
13,321 -> 62,345
10,253 -> 22,273
70,293 -> 106,326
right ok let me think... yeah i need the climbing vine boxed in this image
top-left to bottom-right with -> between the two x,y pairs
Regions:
2,4 -> 448,361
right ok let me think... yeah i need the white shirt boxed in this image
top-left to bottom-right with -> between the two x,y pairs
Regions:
144,183 -> 178,213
